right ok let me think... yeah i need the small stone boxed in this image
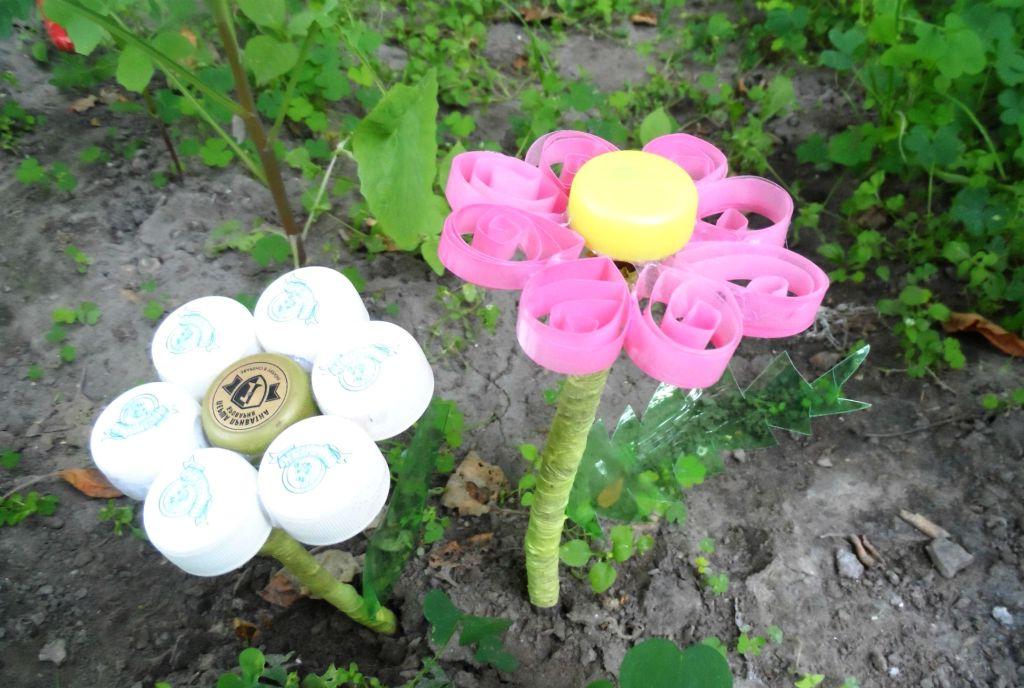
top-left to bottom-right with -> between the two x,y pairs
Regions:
836,549 -> 865,580
869,650 -> 887,672
38,584 -> 54,596
888,667 -> 901,678
810,351 -> 841,370
926,538 -> 975,578
816,457 -> 834,467
733,449 -> 747,463
992,606 -> 1014,626
39,639 -> 67,666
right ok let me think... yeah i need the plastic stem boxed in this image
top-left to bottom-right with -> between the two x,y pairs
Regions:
524,369 -> 610,607
258,528 -> 397,634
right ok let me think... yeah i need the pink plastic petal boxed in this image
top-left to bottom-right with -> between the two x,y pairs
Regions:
438,204 -> 585,290
667,241 -> 829,338
517,257 -> 631,375
693,176 -> 794,246
642,133 -> 728,185
524,130 -> 619,191
625,266 -> 743,389
446,151 -> 568,222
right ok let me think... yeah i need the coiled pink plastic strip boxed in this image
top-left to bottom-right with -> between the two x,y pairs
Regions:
437,130 -> 830,388
446,151 -> 568,222
438,204 -> 585,290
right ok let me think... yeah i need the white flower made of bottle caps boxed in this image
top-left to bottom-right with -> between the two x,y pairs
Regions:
90,266 -> 434,581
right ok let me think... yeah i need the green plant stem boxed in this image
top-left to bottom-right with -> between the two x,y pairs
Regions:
141,87 -> 184,178
258,528 -> 397,634
209,0 -> 305,265
164,72 -> 266,184
525,369 -> 610,607
943,92 -> 1007,180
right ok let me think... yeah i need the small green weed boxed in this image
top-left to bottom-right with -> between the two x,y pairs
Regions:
98,500 -> 145,539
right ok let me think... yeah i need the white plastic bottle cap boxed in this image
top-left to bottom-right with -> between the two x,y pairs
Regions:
151,296 -> 262,400
257,415 -> 390,546
311,321 -> 434,440
253,266 -> 369,370
89,382 -> 208,500
144,448 -> 272,577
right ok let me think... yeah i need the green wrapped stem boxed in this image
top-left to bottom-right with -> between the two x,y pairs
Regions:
258,529 -> 397,634
525,369 -> 610,607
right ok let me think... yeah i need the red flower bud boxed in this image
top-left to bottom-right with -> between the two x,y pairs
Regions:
36,0 -> 76,53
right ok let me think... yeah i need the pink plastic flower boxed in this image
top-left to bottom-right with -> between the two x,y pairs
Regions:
438,130 -> 829,389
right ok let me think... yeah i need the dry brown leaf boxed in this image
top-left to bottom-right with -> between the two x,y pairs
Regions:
441,452 -> 509,516
258,572 -> 303,609
98,86 -> 125,105
630,12 -> 658,25
89,117 -> 101,127
233,618 -> 258,642
512,55 -> 528,71
180,28 -> 197,47
943,312 -> 1024,357
69,95 -> 97,114
58,468 -> 123,498
427,533 -> 494,568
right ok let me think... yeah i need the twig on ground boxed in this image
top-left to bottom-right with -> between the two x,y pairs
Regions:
863,415 -> 966,438
849,534 -> 877,568
899,509 -> 951,539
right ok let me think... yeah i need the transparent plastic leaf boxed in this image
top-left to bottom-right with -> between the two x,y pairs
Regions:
568,346 -> 870,529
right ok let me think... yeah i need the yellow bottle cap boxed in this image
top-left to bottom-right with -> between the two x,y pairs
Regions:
567,150 -> 697,262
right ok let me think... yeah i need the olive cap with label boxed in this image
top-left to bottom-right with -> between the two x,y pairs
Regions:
254,266 -> 369,370
151,296 -> 262,400
201,353 -> 318,457
89,381 -> 208,500
144,447 -> 272,576
257,415 -> 390,546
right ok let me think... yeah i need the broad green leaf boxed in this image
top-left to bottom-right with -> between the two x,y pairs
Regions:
422,589 -> 460,646
559,539 -> 592,567
250,233 -> 292,267
638,107 -> 675,145
899,285 -> 932,306
116,45 -> 153,93
238,0 -> 284,29
679,644 -> 733,688
421,236 -> 444,276
353,70 -> 442,250
237,647 -> 265,682
588,561 -> 617,593
243,36 -> 298,85
619,638 -> 684,688
761,75 -> 794,120
674,455 -> 707,489
610,524 -> 635,562
152,31 -> 194,62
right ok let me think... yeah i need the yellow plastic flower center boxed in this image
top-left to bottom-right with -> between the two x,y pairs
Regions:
567,150 -> 697,262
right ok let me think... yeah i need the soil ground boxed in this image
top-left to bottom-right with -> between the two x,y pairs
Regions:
1,17 -> 1023,688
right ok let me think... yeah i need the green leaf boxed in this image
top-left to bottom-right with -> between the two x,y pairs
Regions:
619,639 -> 684,688
59,345 -> 77,363
674,455 -> 706,489
423,589 -> 460,647
199,138 -> 233,167
610,524 -> 635,562
1,449 -> 21,470
795,675 -> 825,688
353,70 -> 442,251
638,107 -> 675,145
588,561 -> 617,594
339,266 -> 366,293
421,236 -> 445,276
237,647 -> 266,682
142,299 -> 166,321
152,31 -> 193,62
27,364 -> 44,381
116,45 -> 153,93
678,644 -> 733,688
15,158 -> 46,185
243,36 -> 298,85
586,682 -> 615,688
899,285 -> 932,306
238,0 -> 285,29
250,233 -> 292,267
559,539 -> 593,567
761,75 -> 794,120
